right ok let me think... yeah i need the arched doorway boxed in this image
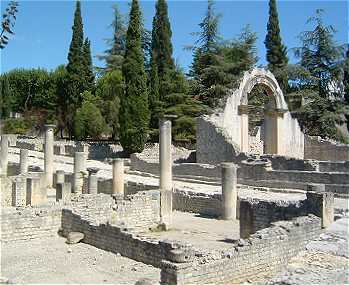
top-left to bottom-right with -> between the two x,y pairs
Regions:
237,72 -> 288,156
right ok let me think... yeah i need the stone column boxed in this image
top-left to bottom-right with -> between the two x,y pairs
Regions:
0,134 -> 10,176
159,115 -> 177,228
221,162 -> 238,220
44,124 -> 55,188
87,167 -> 99,194
238,105 -> 249,153
56,170 -> 65,185
112,159 -> 124,196
73,152 -> 86,194
20,149 -> 29,174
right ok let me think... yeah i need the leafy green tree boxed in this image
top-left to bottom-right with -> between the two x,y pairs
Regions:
264,0 -> 288,91
95,70 -> 123,139
120,0 -> 150,154
0,75 -> 12,118
97,5 -> 127,74
291,10 -> 347,140
74,91 -> 106,140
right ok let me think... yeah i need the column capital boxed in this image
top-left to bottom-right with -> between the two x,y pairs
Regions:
159,114 -> 178,122
87,167 -> 99,175
44,124 -> 56,131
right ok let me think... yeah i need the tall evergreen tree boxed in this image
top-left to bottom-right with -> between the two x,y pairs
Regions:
120,0 -> 150,154
292,9 -> 347,140
0,75 -> 12,118
149,0 -> 175,127
64,0 -> 86,137
82,37 -> 95,91
97,5 -> 127,74
264,0 -> 288,91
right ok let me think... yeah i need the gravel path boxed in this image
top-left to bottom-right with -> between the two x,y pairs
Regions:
1,236 -> 160,284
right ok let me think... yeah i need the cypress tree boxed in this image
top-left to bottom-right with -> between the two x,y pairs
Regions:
264,0 -> 288,90
344,46 -> 349,105
65,0 -> 86,137
82,37 -> 95,91
120,0 -> 150,154
149,0 -> 174,127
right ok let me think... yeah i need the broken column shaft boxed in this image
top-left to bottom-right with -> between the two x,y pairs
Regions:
87,167 -> 99,194
44,124 -> 55,188
112,159 -> 124,196
221,162 -> 238,220
20,149 -> 29,174
73,152 -> 86,194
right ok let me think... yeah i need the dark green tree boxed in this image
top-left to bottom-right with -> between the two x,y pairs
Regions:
149,0 -> 175,127
82,37 -> 95,91
0,75 -> 12,118
74,91 -> 107,140
97,5 -> 127,74
292,10 -> 347,140
120,0 -> 150,154
65,0 -> 86,137
96,70 -> 123,139
264,0 -> 288,91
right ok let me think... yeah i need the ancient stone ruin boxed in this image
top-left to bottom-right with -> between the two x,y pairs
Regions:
1,69 -> 348,284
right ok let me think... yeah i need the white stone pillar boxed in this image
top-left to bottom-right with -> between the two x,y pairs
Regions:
87,167 -> 99,194
238,106 -> 249,153
221,162 -> 238,220
20,149 -> 29,174
0,134 -> 9,176
73,152 -> 86,194
159,115 -> 176,228
44,124 -> 55,188
112,159 -> 124,196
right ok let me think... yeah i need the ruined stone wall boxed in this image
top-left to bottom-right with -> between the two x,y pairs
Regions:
62,209 -> 171,268
196,116 -> 240,164
305,136 -> 349,162
1,207 -> 62,242
160,215 -> 322,285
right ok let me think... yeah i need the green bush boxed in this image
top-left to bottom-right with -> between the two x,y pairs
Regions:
3,118 -> 30,135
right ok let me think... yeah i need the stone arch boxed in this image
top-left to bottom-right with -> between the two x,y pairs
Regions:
237,69 -> 288,154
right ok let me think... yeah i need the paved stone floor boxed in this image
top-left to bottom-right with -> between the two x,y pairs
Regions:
1,236 -> 160,284
145,211 -> 240,252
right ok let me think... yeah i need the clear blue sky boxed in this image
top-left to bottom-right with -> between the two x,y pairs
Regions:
1,0 -> 348,74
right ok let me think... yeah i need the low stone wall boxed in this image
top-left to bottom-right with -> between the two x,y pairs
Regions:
319,161 -> 349,173
62,209 -> 180,268
305,136 -> 349,162
160,215 -> 322,285
1,207 -> 62,242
